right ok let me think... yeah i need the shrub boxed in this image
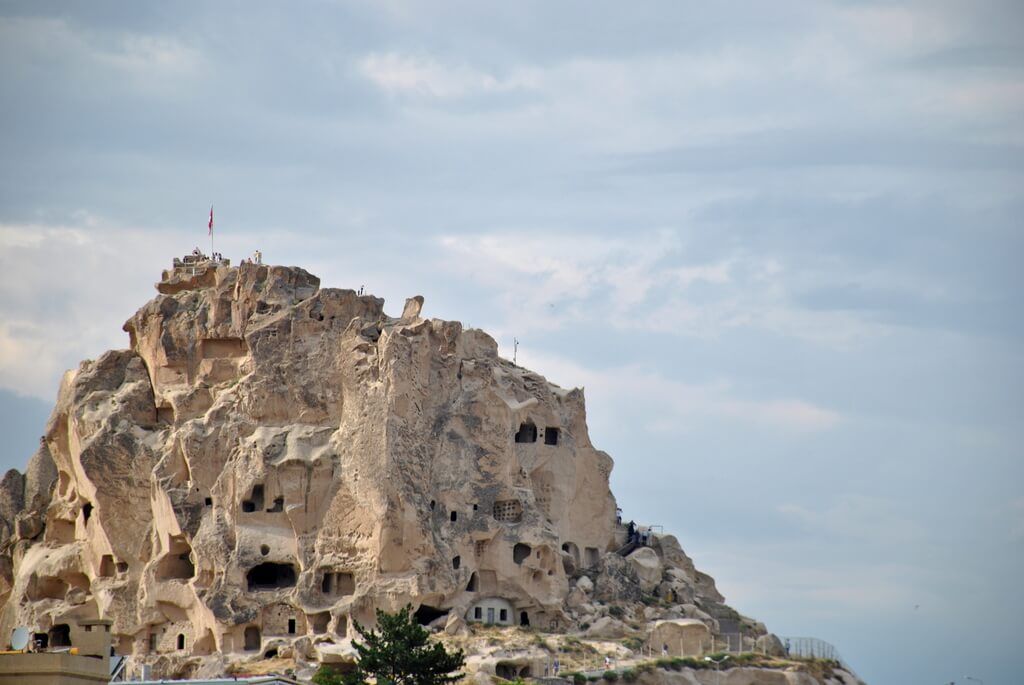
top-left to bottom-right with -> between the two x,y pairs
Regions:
622,669 -> 638,682
572,674 -> 586,684
608,605 -> 624,618
621,636 -> 643,651
602,673 -> 618,682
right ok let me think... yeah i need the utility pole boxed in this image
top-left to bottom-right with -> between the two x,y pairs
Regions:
513,338 -> 519,365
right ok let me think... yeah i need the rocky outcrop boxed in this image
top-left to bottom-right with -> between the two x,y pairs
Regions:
0,256 -> 834,680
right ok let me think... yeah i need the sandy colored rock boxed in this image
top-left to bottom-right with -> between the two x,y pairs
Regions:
648,618 -> 710,657
584,615 -> 629,639
627,546 -> 663,592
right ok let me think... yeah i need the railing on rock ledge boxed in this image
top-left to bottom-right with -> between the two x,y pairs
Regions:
779,636 -> 860,680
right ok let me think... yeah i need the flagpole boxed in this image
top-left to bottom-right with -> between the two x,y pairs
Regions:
209,204 -> 214,260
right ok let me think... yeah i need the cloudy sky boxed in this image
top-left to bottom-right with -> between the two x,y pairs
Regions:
1,1 -> 1021,682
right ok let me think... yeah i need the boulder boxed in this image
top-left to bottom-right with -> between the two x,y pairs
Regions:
647,619 -> 710,658
756,632 -> 787,657
584,616 -> 629,639
626,546 -> 662,592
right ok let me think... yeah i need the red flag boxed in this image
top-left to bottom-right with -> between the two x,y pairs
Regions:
208,206 -> 214,235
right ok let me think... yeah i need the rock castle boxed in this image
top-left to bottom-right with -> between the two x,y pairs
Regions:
0,256 -> 859,683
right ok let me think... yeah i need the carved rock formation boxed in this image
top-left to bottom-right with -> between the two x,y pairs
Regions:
0,257 -> 855,681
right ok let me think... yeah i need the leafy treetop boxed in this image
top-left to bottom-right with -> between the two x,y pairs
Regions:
313,605 -> 465,685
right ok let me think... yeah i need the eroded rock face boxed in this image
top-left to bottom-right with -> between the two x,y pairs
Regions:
0,258 -> 799,678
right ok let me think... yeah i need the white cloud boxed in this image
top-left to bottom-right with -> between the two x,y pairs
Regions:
0,16 -> 201,93
519,350 -> 840,435
358,52 -> 534,98
436,230 -> 888,348
0,218 -> 186,400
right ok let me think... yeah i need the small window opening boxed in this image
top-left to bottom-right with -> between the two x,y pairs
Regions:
267,497 -> 284,513
260,544 -> 270,556
116,561 -> 129,574
514,422 -> 538,443
148,632 -> 157,653
499,608 -> 508,622
204,497 -> 213,506
450,510 -> 457,522
474,607 -> 482,619
520,611 -> 530,626
177,634 -> 185,650
82,502 -> 93,523
287,619 -> 296,634
513,543 -> 532,564
452,555 -> 461,570
429,500 -> 435,510
264,648 -> 278,659
544,427 -> 560,445
33,633 -> 48,649
466,572 -> 478,592
473,503 -> 478,511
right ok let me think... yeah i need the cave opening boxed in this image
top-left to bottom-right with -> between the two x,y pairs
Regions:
48,624 -> 71,648
514,422 -> 537,443
99,555 -> 115,578
243,626 -> 261,651
513,543 -> 531,564
246,562 -> 297,591
544,427 -> 560,445
321,571 -> 355,596
242,484 -> 264,513
413,605 -> 448,626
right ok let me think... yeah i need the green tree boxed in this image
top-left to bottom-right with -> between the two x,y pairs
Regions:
313,605 -> 465,685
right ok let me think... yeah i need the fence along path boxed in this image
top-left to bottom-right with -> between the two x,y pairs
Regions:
780,636 -> 861,681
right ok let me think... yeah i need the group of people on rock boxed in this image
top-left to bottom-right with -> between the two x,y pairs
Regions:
190,247 -> 261,265
625,519 -> 651,546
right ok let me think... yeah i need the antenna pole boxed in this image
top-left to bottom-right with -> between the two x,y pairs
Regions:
513,338 -> 519,365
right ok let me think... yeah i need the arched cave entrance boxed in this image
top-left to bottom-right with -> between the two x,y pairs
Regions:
243,626 -> 261,651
